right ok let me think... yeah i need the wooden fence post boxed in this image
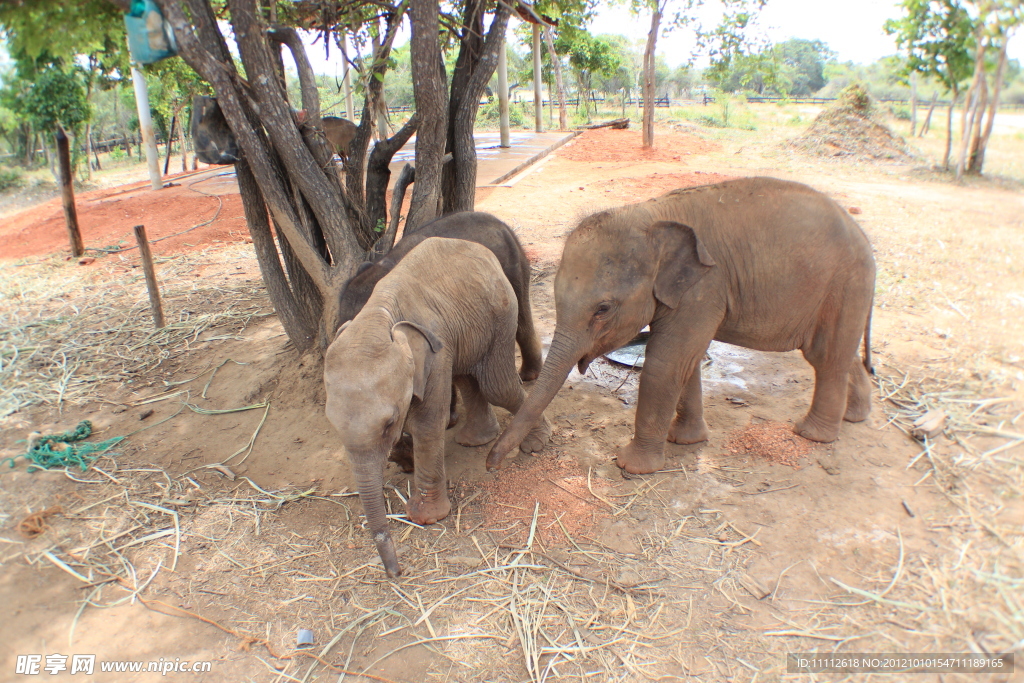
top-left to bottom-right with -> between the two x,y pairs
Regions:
56,126 -> 84,258
132,224 -> 166,329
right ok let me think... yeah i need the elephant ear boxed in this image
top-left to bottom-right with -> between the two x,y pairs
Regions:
333,319 -> 353,340
391,322 -> 444,401
651,221 -> 716,309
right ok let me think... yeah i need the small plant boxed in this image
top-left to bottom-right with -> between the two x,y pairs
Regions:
696,114 -> 725,128
0,165 -> 24,191
888,104 -> 911,121
110,147 -> 127,161
476,101 -> 528,128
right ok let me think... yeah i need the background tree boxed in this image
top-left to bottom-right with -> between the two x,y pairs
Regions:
885,0 -> 976,169
773,38 -> 834,95
954,0 -> 1023,178
640,0 -> 768,148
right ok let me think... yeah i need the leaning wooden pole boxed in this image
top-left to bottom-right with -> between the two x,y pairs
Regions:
133,224 -> 166,329
56,126 -> 84,258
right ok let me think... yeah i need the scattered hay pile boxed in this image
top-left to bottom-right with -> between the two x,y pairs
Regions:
793,84 -> 916,161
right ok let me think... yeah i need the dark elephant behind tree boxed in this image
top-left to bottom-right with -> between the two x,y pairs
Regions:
337,211 -> 543,382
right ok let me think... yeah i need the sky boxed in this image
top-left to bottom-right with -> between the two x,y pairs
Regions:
303,0 -> 1023,77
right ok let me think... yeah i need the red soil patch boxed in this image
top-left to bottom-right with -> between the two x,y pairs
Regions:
560,128 -> 719,163
727,420 -> 815,467
0,170 -> 248,260
473,456 -> 612,547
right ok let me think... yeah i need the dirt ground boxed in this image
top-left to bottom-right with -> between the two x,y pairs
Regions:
1,121 -> 1022,683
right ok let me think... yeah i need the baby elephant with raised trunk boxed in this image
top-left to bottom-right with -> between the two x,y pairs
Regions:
489,177 -> 876,475
325,237 -> 552,578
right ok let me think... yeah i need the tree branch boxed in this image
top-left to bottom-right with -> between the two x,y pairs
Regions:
156,0 -> 332,290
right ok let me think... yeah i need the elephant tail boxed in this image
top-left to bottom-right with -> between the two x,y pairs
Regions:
862,301 -> 874,376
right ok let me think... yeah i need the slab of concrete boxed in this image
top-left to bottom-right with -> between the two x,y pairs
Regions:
179,130 -> 579,194
387,130 -> 578,186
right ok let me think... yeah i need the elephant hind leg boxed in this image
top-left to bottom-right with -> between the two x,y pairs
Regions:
478,347 -> 551,455
844,357 -> 872,422
515,287 -> 544,382
454,375 -> 500,447
797,304 -> 867,442
667,364 -> 709,444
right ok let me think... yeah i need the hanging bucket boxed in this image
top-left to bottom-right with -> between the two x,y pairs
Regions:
124,0 -> 178,65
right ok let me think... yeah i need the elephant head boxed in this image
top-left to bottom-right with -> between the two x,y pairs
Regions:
324,318 -> 442,578
486,209 -> 715,470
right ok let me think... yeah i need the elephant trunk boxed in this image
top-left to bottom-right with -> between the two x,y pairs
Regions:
353,458 -> 402,578
486,329 -> 584,470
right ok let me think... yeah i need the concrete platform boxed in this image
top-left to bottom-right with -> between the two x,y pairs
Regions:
388,130 -> 578,186
185,129 -> 578,196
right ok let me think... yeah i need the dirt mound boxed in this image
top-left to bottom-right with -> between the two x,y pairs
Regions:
792,84 -> 916,162
473,455 -> 612,547
727,420 -> 815,467
560,127 -> 719,163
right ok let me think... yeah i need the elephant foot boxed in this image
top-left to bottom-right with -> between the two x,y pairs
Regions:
844,371 -> 872,423
519,365 -> 541,383
406,491 -> 451,526
667,416 -> 709,445
519,415 -> 552,454
456,410 -> 500,447
615,440 -> 665,474
388,433 -> 415,473
844,399 -> 871,423
794,413 -> 840,443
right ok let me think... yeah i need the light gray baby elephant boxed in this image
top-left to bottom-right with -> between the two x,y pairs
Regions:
324,236 -> 551,578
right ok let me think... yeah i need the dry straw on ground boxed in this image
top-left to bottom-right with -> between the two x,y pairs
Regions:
0,244 -> 272,416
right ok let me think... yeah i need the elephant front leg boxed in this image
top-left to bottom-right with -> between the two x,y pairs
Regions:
618,343 -> 703,474
404,391 -> 453,526
667,364 -> 709,444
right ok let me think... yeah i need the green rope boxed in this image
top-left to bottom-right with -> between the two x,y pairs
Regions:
1,420 -> 124,473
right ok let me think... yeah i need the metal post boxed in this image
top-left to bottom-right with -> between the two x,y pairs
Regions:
341,32 -> 355,120
498,30 -> 510,148
130,63 -> 163,190
532,23 -> 543,133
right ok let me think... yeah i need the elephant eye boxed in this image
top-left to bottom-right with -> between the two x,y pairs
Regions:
382,418 -> 396,438
594,302 -> 612,317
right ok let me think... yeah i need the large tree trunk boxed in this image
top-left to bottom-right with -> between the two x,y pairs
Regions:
642,1 -> 663,149
406,0 -> 448,231
440,0 -> 510,215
